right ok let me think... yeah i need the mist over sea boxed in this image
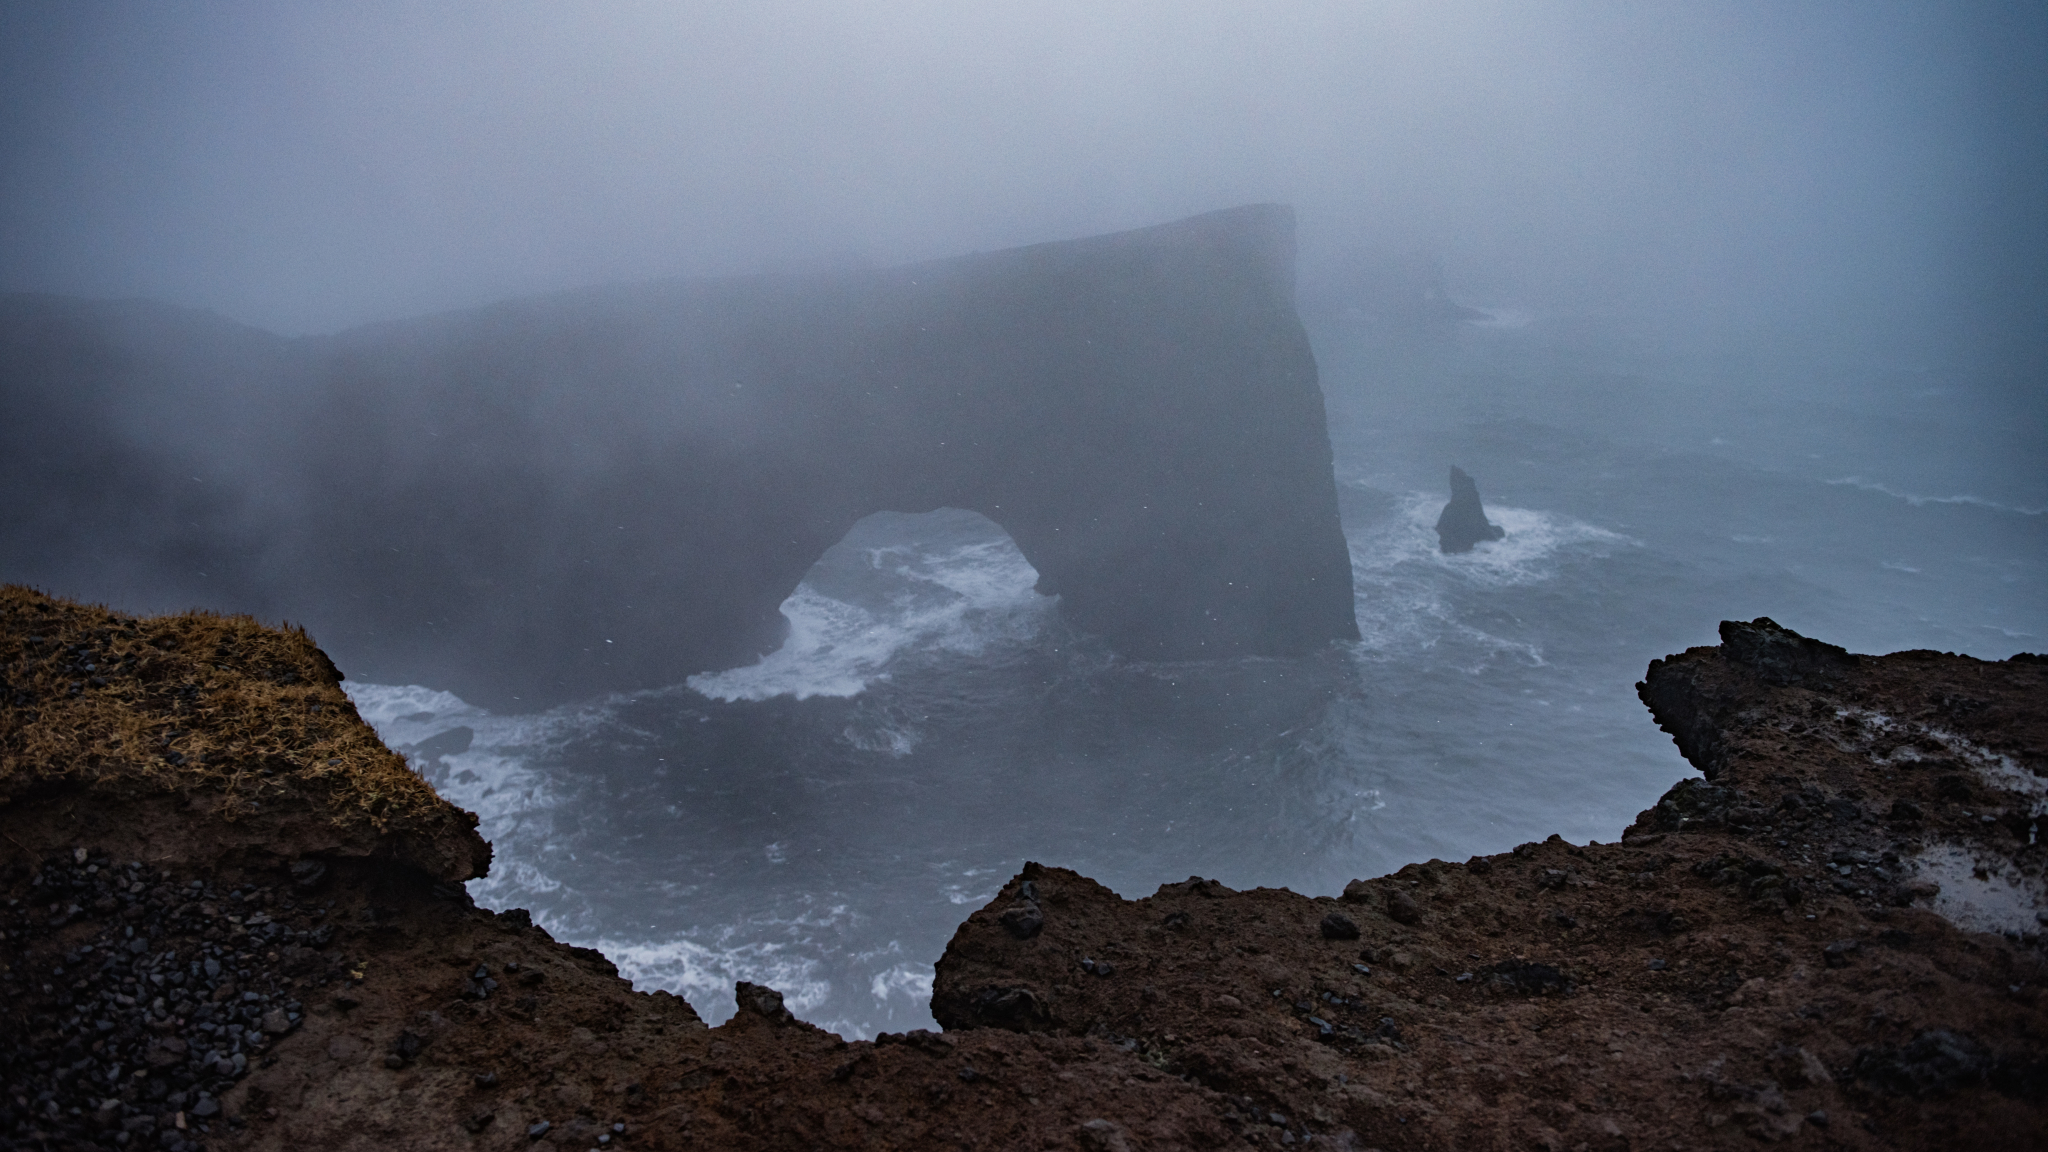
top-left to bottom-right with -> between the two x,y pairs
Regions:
345,310 -> 2047,1037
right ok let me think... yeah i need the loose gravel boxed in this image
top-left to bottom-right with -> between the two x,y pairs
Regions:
2,847 -> 355,1151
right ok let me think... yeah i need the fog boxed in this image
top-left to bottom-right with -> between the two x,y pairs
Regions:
4,3 -> 2045,1035
3,2 -> 2040,368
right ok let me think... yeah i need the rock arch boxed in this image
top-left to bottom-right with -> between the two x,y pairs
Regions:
1,205 -> 1359,709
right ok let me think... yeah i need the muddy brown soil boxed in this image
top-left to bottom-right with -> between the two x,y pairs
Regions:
4,594 -> 2044,1151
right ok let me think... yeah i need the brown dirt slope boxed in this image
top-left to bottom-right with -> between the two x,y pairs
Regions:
4,596 -> 2044,1151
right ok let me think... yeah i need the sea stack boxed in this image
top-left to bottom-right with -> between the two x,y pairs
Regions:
1435,464 -> 1507,553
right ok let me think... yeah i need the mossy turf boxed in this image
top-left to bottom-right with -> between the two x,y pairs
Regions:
0,585 -> 443,830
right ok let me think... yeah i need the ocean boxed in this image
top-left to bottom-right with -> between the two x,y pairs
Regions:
344,309 -> 2046,1038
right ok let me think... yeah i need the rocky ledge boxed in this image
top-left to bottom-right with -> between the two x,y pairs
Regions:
3,591 -> 2043,1151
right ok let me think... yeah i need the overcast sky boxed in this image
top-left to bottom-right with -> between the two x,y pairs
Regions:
1,1 -> 2041,354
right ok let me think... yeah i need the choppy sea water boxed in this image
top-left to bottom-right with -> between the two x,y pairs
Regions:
346,314 -> 2047,1038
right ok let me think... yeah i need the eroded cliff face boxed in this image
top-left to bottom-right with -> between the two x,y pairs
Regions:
0,205 -> 1357,710
3,595 -> 2043,1151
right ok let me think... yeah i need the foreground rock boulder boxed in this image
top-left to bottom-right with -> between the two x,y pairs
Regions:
4,590 -> 2043,1149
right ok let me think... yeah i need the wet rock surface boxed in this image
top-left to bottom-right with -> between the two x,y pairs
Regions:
6,593 -> 2046,1149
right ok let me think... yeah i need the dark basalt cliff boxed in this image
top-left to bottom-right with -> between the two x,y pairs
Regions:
3,592 -> 2044,1150
0,206 -> 1357,709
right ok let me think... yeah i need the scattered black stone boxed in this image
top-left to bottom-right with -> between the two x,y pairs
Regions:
1,850 -> 329,1152
1385,890 -> 1421,925
464,963 -> 499,1000
1823,939 -> 1861,969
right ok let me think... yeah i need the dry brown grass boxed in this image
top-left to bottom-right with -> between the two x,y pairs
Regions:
0,585 -> 447,830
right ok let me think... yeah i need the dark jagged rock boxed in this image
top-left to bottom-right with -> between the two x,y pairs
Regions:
1717,615 -> 1858,684
0,206 -> 1356,709
931,621 -> 2046,1149
9,595 -> 2044,1149
1434,464 -> 1506,553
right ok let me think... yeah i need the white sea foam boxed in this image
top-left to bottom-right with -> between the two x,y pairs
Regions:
1344,488 -> 1628,666
343,681 -> 621,923
1826,476 -> 2045,516
350,679 -> 926,1032
689,513 -> 1052,703
869,963 -> 934,1004
841,722 -> 923,757
596,929 -> 835,1024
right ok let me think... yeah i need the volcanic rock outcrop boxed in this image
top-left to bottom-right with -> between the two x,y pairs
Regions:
0,205 -> 1357,710
1434,465 -> 1507,554
4,591 -> 2043,1150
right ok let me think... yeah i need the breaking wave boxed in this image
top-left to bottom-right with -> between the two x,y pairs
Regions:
1826,476 -> 2045,516
688,509 -> 1053,702
1344,487 -> 1630,666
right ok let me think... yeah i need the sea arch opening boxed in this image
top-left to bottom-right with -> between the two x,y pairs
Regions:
686,507 -> 1053,702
